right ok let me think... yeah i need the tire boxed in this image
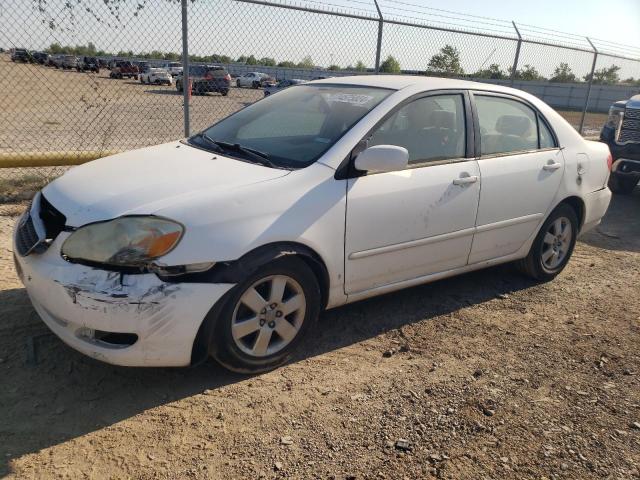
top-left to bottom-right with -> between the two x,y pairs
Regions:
139,76 -> 144,84
608,173 -> 638,195
176,81 -> 182,92
252,81 -> 259,89
209,256 -> 321,373
236,79 -> 241,88
516,203 -> 579,281
221,90 -> 229,96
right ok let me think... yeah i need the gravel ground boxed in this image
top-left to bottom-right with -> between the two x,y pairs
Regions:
0,188 -> 639,479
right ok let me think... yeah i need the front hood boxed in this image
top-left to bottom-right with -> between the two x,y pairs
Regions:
43,141 -> 289,226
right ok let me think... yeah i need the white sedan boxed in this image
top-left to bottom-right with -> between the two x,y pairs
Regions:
14,76 -> 612,372
236,72 -> 271,88
140,68 -> 173,85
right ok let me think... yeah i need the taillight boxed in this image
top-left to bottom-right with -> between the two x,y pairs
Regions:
606,152 -> 613,171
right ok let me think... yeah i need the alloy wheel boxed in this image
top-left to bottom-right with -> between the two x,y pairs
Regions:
541,216 -> 572,270
231,275 -> 306,358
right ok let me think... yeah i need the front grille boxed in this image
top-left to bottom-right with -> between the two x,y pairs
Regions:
15,212 -> 40,256
619,107 -> 640,144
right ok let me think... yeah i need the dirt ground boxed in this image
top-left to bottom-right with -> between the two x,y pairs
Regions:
0,187 -> 639,479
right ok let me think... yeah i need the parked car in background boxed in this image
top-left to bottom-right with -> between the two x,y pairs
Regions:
133,61 -> 150,73
11,48 -> 32,63
76,56 -> 100,73
60,55 -> 79,70
600,94 -> 640,194
48,54 -> 64,68
176,65 -> 230,96
263,78 -> 306,96
32,51 -> 50,65
140,67 -> 173,85
110,61 -> 139,79
163,62 -> 183,76
236,72 -> 274,88
14,77 -> 612,373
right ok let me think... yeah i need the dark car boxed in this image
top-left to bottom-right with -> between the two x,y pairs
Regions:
11,48 -> 32,63
263,78 -> 306,97
76,56 -> 100,73
32,51 -> 50,64
175,65 -> 231,96
600,95 -> 640,194
109,61 -> 139,79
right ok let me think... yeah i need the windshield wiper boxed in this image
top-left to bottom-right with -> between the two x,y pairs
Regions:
194,132 -> 225,153
212,140 -> 279,169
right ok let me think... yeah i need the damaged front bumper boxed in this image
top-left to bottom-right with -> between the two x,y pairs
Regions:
13,224 -> 234,367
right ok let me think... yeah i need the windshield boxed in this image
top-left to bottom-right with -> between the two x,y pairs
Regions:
190,84 -> 392,168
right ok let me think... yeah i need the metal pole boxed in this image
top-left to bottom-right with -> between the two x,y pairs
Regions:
181,0 -> 190,137
579,37 -> 598,135
373,0 -> 383,73
510,21 -> 522,87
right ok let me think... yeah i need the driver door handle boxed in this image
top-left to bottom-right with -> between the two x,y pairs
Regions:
452,175 -> 478,186
543,162 -> 562,171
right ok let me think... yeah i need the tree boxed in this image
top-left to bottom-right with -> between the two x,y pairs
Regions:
549,62 -> 577,83
297,55 -> 314,69
246,55 -> 258,65
510,64 -> 545,81
278,61 -> 296,68
328,65 -> 341,71
259,57 -> 276,66
427,45 -> 464,76
379,55 -> 401,73
585,64 -> 620,84
354,60 -> 367,72
236,55 -> 248,64
472,63 -> 505,79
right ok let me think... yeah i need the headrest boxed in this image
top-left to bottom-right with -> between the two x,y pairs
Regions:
427,109 -> 455,130
495,115 -> 532,137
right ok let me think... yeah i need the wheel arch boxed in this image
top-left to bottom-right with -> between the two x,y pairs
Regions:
188,241 -> 330,365
556,196 -> 585,230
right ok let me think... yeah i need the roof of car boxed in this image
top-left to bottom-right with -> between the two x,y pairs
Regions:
309,75 -> 521,94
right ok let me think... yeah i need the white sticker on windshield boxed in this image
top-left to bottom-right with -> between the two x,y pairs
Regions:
327,93 -> 374,105
314,137 -> 331,143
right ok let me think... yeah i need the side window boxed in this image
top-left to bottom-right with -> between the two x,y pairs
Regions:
475,96 -> 539,155
368,94 -> 466,164
539,117 -> 556,149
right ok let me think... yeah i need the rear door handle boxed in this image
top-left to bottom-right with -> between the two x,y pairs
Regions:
543,162 -> 562,171
453,175 -> 478,186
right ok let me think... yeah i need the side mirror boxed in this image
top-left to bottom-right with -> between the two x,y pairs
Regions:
354,145 -> 409,174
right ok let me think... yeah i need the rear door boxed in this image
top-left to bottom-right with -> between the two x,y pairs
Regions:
469,92 -> 564,264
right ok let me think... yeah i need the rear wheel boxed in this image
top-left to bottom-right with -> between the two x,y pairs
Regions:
517,203 -> 578,281
236,79 -> 241,88
608,173 -> 638,195
209,257 -> 321,373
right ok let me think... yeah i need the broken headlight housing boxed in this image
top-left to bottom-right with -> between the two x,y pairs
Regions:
61,216 -> 184,267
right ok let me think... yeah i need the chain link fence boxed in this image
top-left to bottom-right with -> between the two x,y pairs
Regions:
1,0 -> 639,213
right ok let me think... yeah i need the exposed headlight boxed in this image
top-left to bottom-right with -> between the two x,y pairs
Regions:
605,106 -> 624,129
61,216 -> 184,267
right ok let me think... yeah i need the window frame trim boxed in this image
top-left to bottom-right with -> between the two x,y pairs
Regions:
468,90 -> 560,160
335,89 -> 475,179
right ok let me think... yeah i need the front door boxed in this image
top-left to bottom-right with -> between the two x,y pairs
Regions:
344,93 -> 480,294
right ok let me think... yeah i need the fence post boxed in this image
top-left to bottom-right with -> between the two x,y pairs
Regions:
510,21 -> 522,87
181,0 -> 190,137
579,37 -> 598,135
373,0 -> 383,73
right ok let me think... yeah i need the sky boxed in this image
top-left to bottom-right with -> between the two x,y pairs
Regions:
2,0 -> 639,78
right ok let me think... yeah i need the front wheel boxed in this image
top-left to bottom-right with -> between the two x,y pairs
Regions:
209,257 -> 321,373
516,203 -> 578,281
608,173 -> 638,195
